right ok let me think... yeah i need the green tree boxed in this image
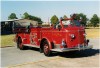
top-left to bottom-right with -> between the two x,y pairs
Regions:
50,15 -> 59,25
22,12 -> 42,23
29,15 -> 42,23
8,13 -> 18,19
22,12 -> 29,19
90,14 -> 99,27
63,15 -> 67,19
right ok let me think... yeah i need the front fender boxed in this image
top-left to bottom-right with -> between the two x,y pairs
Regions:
41,37 -> 52,49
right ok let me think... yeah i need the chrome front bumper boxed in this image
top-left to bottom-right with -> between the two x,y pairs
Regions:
51,45 -> 93,52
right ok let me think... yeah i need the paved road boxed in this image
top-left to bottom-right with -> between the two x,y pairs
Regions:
1,38 -> 100,67
1,46 -> 56,67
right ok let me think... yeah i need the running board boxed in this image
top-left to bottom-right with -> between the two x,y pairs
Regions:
23,44 -> 40,48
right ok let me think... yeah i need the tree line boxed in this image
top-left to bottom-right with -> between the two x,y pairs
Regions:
8,12 -> 99,27
8,12 -> 42,23
50,13 -> 99,27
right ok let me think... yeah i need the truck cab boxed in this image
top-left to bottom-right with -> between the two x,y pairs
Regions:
14,15 -> 93,56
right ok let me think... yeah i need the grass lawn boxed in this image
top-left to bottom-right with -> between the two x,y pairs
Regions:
86,28 -> 100,39
1,34 -> 16,48
0,28 -> 99,47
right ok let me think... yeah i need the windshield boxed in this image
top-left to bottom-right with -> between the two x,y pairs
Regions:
62,20 -> 81,27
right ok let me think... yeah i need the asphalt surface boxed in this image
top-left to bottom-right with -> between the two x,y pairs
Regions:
1,38 -> 100,67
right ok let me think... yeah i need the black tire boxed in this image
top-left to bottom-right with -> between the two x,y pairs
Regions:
17,38 -> 24,50
43,41 -> 51,56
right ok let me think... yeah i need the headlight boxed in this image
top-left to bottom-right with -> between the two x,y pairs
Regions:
70,34 -> 75,39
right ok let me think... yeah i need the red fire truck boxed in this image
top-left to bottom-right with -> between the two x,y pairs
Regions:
14,14 -> 93,56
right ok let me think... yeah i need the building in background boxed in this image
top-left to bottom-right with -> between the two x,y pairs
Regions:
1,19 -> 39,35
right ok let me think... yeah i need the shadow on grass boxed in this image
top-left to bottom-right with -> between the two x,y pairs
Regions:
25,47 -> 99,58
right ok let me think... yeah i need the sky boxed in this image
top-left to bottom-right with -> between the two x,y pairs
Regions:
1,1 -> 100,22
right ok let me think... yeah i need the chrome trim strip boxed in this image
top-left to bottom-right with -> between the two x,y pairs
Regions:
51,45 -> 93,52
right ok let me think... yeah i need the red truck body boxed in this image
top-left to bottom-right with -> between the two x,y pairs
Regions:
14,17 -> 92,56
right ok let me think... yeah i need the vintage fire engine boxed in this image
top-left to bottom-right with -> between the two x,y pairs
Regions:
14,14 -> 93,56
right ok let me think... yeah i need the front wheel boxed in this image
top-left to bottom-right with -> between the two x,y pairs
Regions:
43,41 -> 51,56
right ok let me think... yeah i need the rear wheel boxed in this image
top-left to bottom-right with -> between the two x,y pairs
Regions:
17,38 -> 24,50
43,41 -> 51,56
